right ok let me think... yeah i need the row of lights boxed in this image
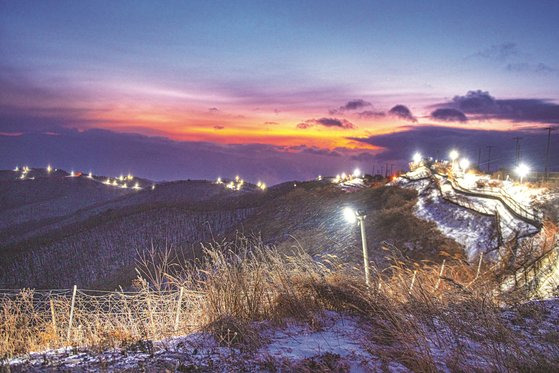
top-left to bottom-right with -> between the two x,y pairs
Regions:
333,168 -> 362,184
103,177 -> 141,190
16,164 -> 153,190
216,176 -> 266,191
413,150 -> 531,183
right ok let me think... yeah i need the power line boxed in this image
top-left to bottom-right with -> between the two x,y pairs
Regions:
512,137 -> 522,166
544,127 -> 556,181
486,145 -> 494,173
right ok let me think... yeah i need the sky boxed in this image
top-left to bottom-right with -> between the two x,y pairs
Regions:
1,0 -> 559,183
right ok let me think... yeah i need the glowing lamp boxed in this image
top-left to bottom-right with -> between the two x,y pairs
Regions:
413,152 -> 422,163
459,158 -> 470,171
449,150 -> 459,161
343,207 -> 357,224
515,163 -> 530,183
353,168 -> 362,177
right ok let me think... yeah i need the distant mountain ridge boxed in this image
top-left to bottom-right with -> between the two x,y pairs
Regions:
0,167 -> 462,290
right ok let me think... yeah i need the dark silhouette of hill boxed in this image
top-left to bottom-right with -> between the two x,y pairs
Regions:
0,169 -> 460,289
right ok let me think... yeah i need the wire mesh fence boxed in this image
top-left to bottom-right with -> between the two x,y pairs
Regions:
0,286 -> 205,358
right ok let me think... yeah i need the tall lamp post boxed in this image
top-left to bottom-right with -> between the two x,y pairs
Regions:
515,163 -> 530,184
343,207 -> 370,286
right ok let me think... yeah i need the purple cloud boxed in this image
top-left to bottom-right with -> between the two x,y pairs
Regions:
506,63 -> 558,75
297,117 -> 356,129
388,105 -> 416,122
434,90 -> 559,123
330,99 -> 371,114
431,108 -> 468,122
469,42 -> 519,62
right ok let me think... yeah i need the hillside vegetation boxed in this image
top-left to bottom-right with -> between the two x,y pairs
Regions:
2,238 -> 558,370
0,172 -> 459,289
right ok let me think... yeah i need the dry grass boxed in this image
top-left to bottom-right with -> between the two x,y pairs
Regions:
1,236 -> 558,371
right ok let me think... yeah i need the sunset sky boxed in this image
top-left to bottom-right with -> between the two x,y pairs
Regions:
1,0 -> 558,183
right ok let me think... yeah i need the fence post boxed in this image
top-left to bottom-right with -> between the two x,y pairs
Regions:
409,270 -> 417,294
474,252 -> 484,280
50,298 -> 57,335
146,289 -> 155,337
67,285 -> 77,342
435,260 -> 446,290
174,287 -> 184,332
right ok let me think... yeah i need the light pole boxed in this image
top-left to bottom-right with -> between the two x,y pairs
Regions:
515,163 -> 530,184
343,207 -> 370,286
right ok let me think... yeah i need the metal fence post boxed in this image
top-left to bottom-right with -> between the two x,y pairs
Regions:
174,287 -> 184,332
435,260 -> 446,290
67,285 -> 77,341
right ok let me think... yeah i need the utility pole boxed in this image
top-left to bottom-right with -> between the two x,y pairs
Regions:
477,147 -> 482,169
512,137 -> 522,166
486,146 -> 494,174
544,127 -> 556,181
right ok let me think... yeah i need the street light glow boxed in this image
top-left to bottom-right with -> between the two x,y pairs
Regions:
515,163 -> 530,183
353,168 -> 361,177
343,207 -> 357,224
459,158 -> 470,171
449,150 -> 459,161
413,152 -> 422,163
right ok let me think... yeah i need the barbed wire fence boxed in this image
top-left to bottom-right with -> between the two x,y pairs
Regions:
0,286 -> 205,358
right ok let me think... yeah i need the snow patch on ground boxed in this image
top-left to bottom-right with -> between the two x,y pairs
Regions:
398,169 -> 542,262
407,179 -> 497,261
7,302 -> 559,372
5,312 -> 394,372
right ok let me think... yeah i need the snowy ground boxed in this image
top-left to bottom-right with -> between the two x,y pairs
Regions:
5,312 -> 406,372
6,303 -> 559,372
404,178 -> 498,261
397,171 -> 540,262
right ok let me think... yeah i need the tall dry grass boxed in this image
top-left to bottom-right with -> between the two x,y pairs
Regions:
1,236 -> 558,371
